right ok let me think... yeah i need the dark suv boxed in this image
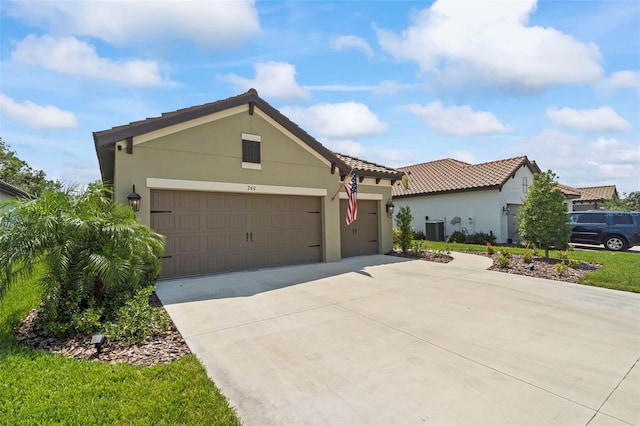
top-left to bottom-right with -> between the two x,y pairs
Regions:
568,211 -> 640,251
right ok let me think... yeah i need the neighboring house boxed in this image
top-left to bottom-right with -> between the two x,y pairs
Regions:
392,156 -> 541,244
572,185 -> 618,211
556,184 -> 581,212
93,89 -> 403,279
0,179 -> 32,203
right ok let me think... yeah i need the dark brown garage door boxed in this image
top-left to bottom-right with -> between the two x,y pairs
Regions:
340,199 -> 379,257
151,190 -> 322,279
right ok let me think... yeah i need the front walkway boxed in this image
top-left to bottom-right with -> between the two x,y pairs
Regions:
157,255 -> 640,426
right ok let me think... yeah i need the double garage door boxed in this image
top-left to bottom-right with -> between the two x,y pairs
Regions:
151,190 -> 322,279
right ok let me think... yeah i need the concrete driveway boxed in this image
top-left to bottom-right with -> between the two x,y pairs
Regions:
156,255 -> 640,426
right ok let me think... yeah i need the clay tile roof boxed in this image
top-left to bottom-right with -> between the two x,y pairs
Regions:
334,153 -> 403,177
575,185 -> 618,202
392,156 -> 540,197
0,179 -> 32,199
556,183 -> 582,198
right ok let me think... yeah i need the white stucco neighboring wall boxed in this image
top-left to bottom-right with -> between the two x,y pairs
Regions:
394,164 -> 536,243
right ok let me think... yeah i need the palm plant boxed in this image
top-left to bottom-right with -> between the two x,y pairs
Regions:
0,183 -> 165,335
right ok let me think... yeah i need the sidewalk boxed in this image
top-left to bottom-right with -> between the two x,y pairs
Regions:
448,251 -> 494,269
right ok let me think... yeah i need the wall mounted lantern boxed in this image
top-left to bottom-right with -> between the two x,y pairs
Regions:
502,205 -> 510,215
127,185 -> 141,212
386,199 -> 395,218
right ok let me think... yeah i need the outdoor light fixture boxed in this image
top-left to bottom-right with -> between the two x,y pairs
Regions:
528,262 -> 535,271
385,199 -> 395,218
502,205 -> 510,215
91,334 -> 106,353
127,185 -> 141,212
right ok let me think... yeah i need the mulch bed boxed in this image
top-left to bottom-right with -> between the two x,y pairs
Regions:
13,292 -> 191,367
477,251 -> 601,283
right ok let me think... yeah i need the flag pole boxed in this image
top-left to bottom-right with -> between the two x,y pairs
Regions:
331,166 -> 355,201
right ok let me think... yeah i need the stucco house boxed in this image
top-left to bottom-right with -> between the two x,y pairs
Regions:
0,179 -> 31,203
93,89 -> 403,279
392,156 -> 542,244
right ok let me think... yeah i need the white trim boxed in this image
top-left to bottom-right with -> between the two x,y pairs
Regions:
338,192 -> 383,200
241,162 -> 262,170
241,133 -> 261,142
146,177 -> 327,197
132,105 -> 248,145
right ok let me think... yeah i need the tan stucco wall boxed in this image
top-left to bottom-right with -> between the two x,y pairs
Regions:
111,106 -> 394,261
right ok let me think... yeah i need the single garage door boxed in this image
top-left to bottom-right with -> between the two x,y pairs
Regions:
340,199 -> 379,257
151,190 -> 322,279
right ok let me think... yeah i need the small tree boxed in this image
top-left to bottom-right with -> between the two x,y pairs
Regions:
518,170 -> 571,258
395,205 -> 414,254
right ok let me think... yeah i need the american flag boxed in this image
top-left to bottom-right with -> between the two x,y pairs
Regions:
344,172 -> 357,226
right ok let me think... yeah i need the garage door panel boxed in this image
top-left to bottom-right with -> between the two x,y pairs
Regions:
152,190 -> 322,279
178,192 -> 203,209
229,214 -> 248,229
152,191 -> 175,210
207,234 -> 227,251
207,214 -> 226,230
152,215 -> 175,233
178,235 -> 202,253
178,214 -> 201,231
229,232 -> 249,250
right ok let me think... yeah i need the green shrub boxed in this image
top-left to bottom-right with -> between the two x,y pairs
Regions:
413,229 -> 426,240
395,206 -> 414,254
392,228 -> 402,249
568,258 -> 581,269
523,250 -> 533,264
499,249 -> 511,258
467,231 -> 497,245
557,250 -> 569,260
497,254 -> 511,268
448,230 -> 466,243
104,286 -> 170,345
555,262 -> 568,276
487,245 -> 495,255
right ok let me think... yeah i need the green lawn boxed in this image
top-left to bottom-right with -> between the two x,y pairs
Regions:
422,241 -> 640,293
0,268 -> 242,425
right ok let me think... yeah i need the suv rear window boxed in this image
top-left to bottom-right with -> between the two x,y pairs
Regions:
576,213 -> 607,224
612,214 -> 634,225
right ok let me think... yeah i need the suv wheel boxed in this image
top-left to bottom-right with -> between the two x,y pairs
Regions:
604,235 -> 628,251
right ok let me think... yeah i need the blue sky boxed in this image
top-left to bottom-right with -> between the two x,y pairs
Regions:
1,0 -> 638,194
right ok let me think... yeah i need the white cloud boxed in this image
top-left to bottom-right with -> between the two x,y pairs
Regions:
446,150 -> 476,164
401,101 -> 507,136
598,71 -> 640,94
590,137 -> 640,164
280,102 -> 387,138
6,0 -> 259,48
0,93 -> 79,129
330,35 -> 374,57
376,0 -> 603,90
304,84 -> 377,92
546,106 -> 631,132
221,61 -> 310,101
372,80 -> 417,95
322,139 -> 367,157
520,130 -> 638,191
11,35 -> 163,86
